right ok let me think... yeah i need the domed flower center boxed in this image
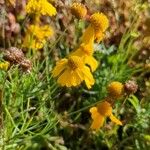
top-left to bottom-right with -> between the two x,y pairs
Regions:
97,101 -> 112,116
68,56 -> 83,70
90,13 -> 109,32
71,3 -> 87,19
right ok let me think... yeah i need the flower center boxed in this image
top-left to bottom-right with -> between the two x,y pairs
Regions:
68,57 -> 78,70
97,101 -> 112,116
68,56 -> 83,70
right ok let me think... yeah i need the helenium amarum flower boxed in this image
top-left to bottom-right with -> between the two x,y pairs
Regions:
71,2 -> 87,19
71,25 -> 98,72
26,0 -> 57,16
89,101 -> 122,130
83,12 -> 109,43
23,25 -> 53,50
52,55 -> 95,89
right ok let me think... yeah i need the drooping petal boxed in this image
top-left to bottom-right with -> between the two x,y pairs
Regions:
52,59 -> 68,77
82,66 -> 95,89
109,114 -> 122,126
81,25 -> 95,44
57,69 -> 70,86
95,30 -> 105,43
84,56 -> 98,72
89,107 -> 105,130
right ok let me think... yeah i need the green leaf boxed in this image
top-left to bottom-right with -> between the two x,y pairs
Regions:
128,95 -> 140,112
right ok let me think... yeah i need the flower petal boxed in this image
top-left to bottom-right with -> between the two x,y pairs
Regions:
81,25 -> 95,44
52,59 -> 67,77
109,114 -> 122,126
89,107 -> 104,130
83,66 -> 95,89
85,56 -> 98,72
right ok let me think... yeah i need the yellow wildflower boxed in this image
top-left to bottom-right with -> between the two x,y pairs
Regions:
71,25 -> 98,72
71,2 -> 87,19
107,81 -> 124,99
0,61 -> 10,71
83,12 -> 109,42
89,101 -> 122,130
71,43 -> 98,72
52,56 -> 95,89
23,24 -> 53,50
26,0 -> 57,16
90,13 -> 109,32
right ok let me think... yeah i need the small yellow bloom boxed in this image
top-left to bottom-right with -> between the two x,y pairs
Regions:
23,24 -> 53,50
71,43 -> 98,72
71,25 -> 98,72
89,101 -> 122,130
90,12 -> 109,32
87,12 -> 109,42
52,56 -> 95,89
0,61 -> 10,70
107,81 -> 124,99
26,0 -> 57,16
71,2 -> 87,19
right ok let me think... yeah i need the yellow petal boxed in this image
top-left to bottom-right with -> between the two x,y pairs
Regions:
83,66 -> 95,89
85,56 -> 98,72
70,48 -> 85,58
41,1 -> 57,16
89,107 -> 104,130
57,69 -> 70,86
52,59 -> 67,77
95,30 -> 105,43
81,25 -> 95,44
109,114 -> 122,126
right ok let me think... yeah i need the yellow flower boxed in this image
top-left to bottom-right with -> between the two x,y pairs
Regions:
84,12 -> 109,42
89,101 -> 122,130
26,0 -> 57,16
71,2 -> 87,19
52,56 -> 95,89
71,25 -> 98,72
107,81 -> 124,99
90,12 -> 109,32
23,24 -> 53,50
0,61 -> 10,70
23,35 -> 46,49
71,43 -> 98,72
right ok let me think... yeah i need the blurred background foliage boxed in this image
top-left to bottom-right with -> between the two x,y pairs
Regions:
0,0 -> 150,149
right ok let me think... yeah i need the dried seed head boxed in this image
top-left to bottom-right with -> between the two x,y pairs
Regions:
20,59 -> 32,73
4,47 -> 24,63
107,81 -> 124,99
124,80 -> 138,94
3,47 -> 32,72
71,3 -> 87,19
